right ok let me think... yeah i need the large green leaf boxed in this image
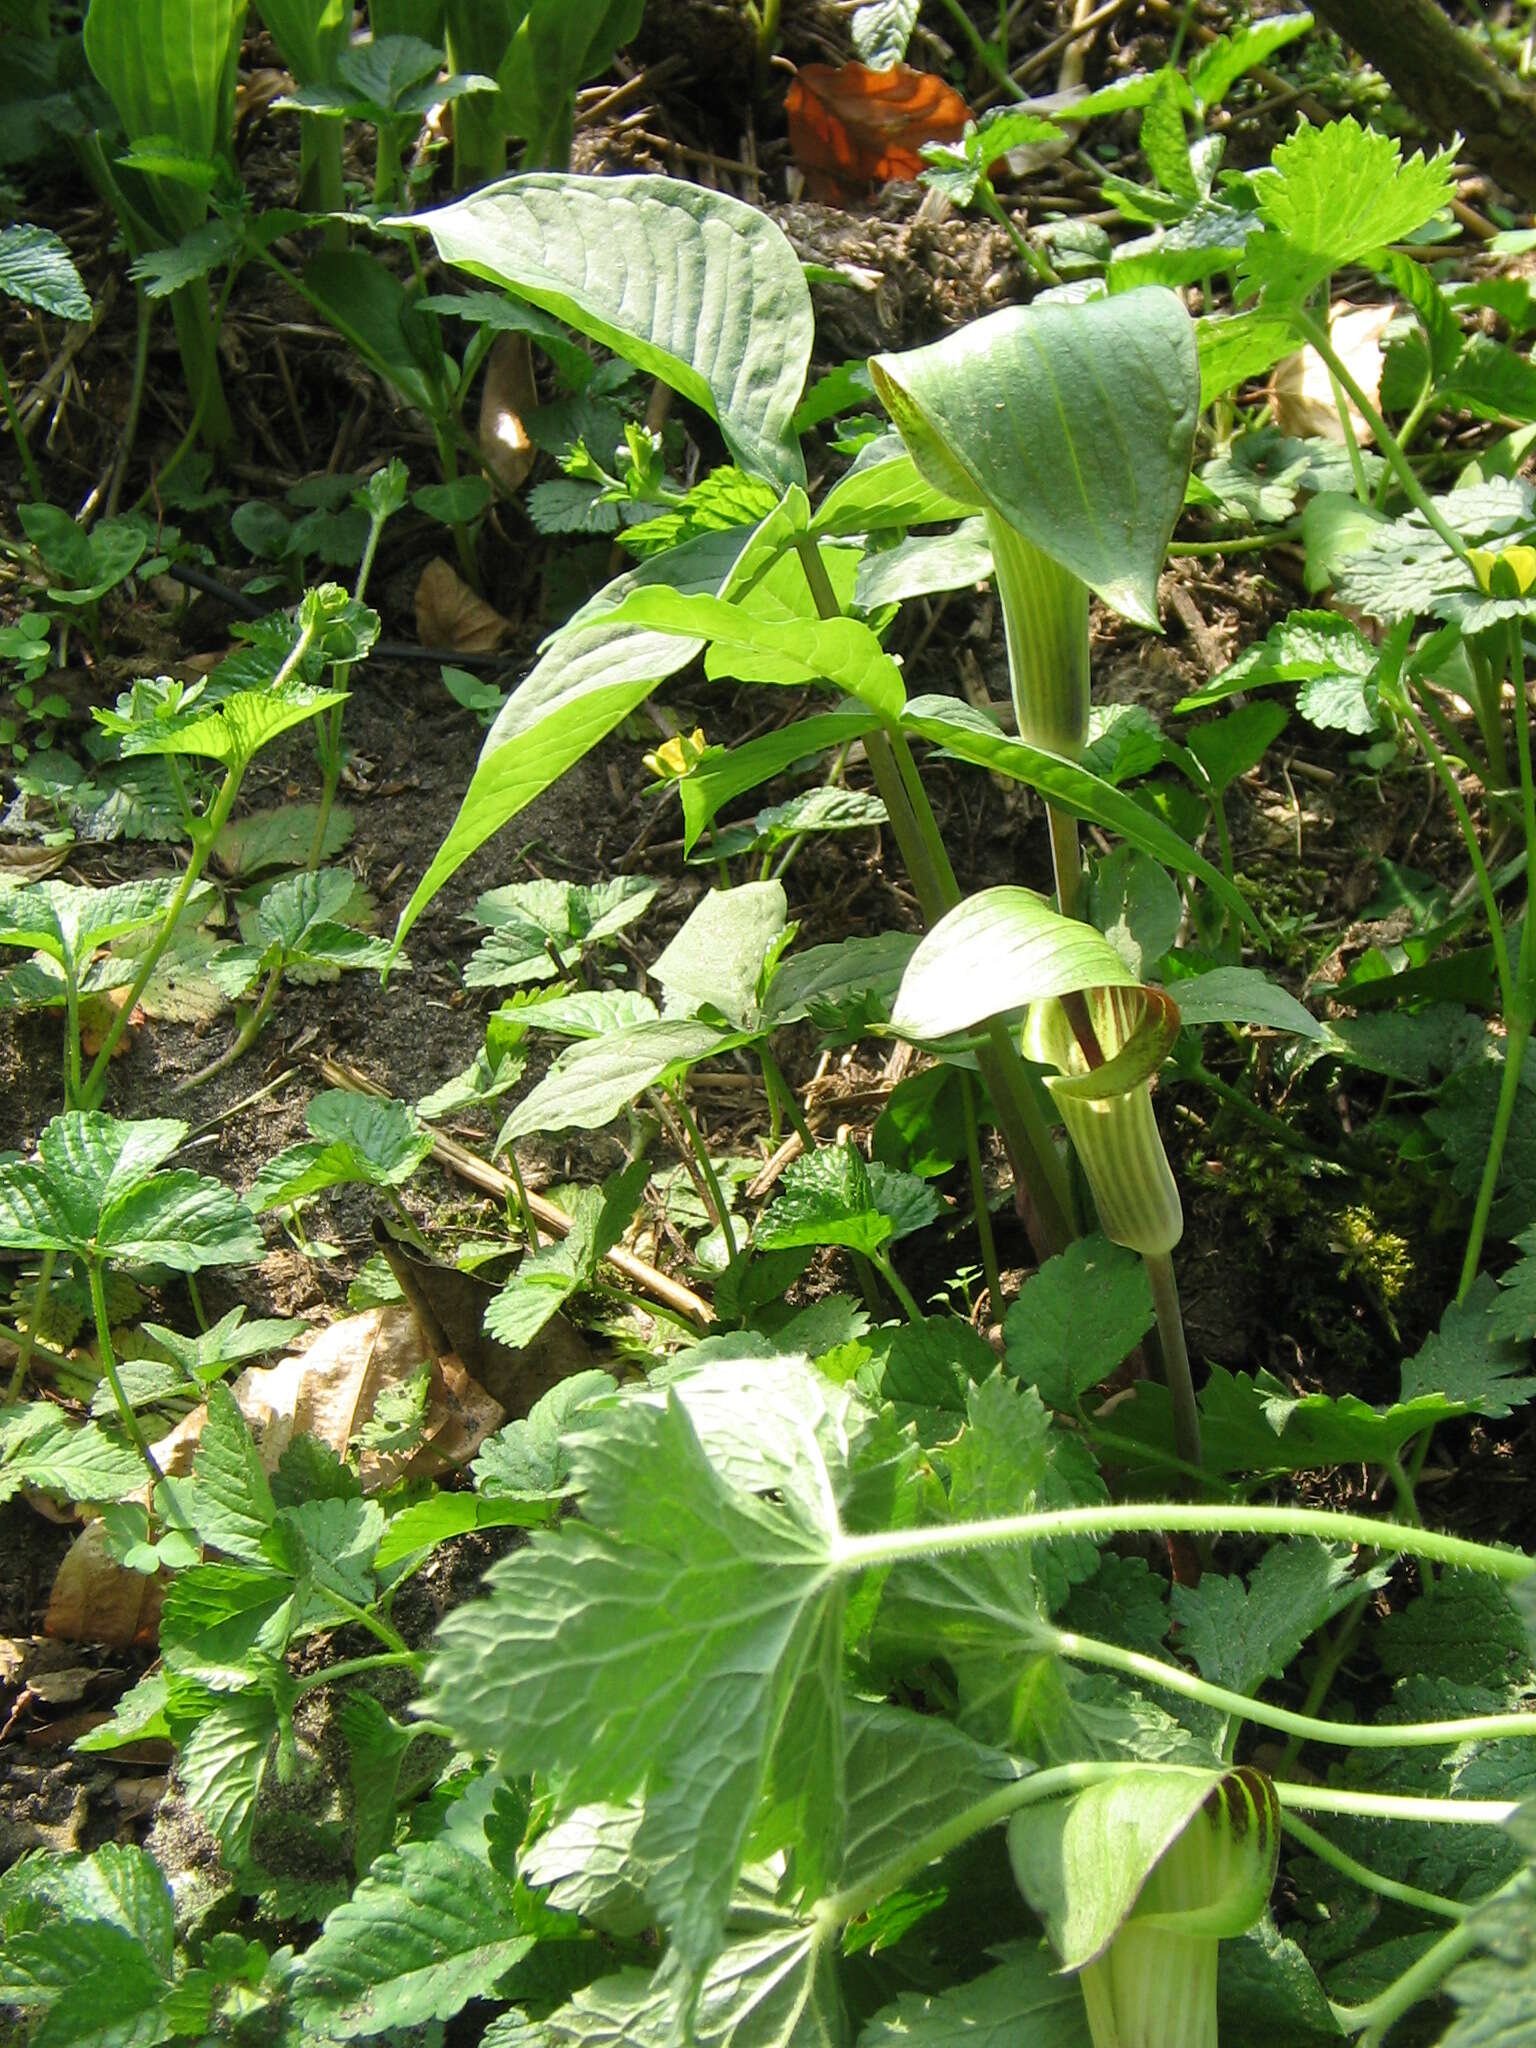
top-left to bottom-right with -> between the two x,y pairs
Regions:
83,0 -> 245,234
651,882 -> 787,1029
0,875 -> 211,973
400,175 -> 813,486
893,886 -> 1138,1042
497,1019 -> 743,1145
901,695 -> 1254,929
862,1943 -> 1091,2048
498,0 -> 645,169
869,289 -> 1198,626
254,0 -> 349,84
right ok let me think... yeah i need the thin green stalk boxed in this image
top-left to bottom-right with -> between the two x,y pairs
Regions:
1276,1586 -> 1377,1772
172,964 -> 283,1095
933,0 -> 1027,97
1281,1813 -> 1469,1922
831,1500 -> 1534,1583
103,291 -> 152,518
869,1247 -> 923,1323
504,1148 -> 541,1250
1275,1785 -> 1515,1825
315,1589 -> 413,1659
1292,306 -> 1468,560
760,1045 -> 816,1152
1168,525 -> 1303,556
669,1087 -> 739,1270
293,1648 -> 424,1696
1334,1874 -> 1529,2045
1050,1618 -> 1536,1750
4,1251 -> 60,1403
959,1072 -> 1004,1320
309,482 -> 393,870
81,610 -> 321,1101
88,1258 -> 193,1537
1185,1057 -> 1347,1165
1047,804 -> 1083,920
1325,352 -> 1372,505
1458,1021 -> 1530,1298
976,182 -> 1060,286
0,352 -> 44,502
1143,1250 -> 1202,1475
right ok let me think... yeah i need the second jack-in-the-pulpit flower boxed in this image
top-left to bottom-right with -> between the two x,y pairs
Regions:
1023,978 -> 1184,1259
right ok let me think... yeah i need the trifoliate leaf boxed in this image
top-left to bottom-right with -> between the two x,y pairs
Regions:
249,1092 -> 433,1211
1004,1235 -> 1154,1408
465,875 -> 660,988
179,1384 -> 276,1563
756,1143 -> 893,1257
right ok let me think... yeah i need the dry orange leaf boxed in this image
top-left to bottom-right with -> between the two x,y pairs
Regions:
786,61 -> 972,204
414,556 -> 512,655
479,330 -> 538,494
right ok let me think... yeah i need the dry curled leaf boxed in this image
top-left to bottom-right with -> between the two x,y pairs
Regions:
479,330 -> 538,493
786,61 -> 972,204
44,1307 -> 504,1648
414,556 -> 512,654
1270,301 -> 1393,444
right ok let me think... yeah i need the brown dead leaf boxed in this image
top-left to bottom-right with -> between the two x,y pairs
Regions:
414,557 -> 511,655
0,841 -> 73,883
45,1520 -> 164,1649
479,331 -> 537,493
78,988 -> 141,1059
1270,301 -> 1393,444
44,1307 -> 506,1648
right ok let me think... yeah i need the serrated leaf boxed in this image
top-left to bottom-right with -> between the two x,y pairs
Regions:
1402,1277 -> 1536,1417
471,1368 -> 619,1501
422,1373 -> 847,1968
861,1940 -> 1090,2047
0,1406 -> 143,1506
1188,13 -> 1314,109
294,1826 -> 532,2035
176,1688 -> 279,1866
1492,1230 -> 1536,1344
249,1091 -> 433,1210
1171,1541 -> 1372,1699
1003,1235 -> 1153,1408
403,176 -> 812,488
1241,119 -> 1456,307
850,0 -> 920,68
181,1384 -> 276,1562
0,222 -> 90,319
756,1143 -> 893,1258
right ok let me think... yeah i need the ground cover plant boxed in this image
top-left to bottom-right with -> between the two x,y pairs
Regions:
2,3 -> 1536,2045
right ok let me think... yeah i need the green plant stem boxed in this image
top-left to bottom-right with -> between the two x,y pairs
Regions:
760,1045 -> 816,1152
832,1500 -> 1533,1582
1458,1018 -> 1530,1298
4,1251 -> 62,1403
1047,1619 -> 1536,1749
503,1147 -> 541,1249
172,966 -> 283,1095
959,1072 -> 1004,1319
1292,306 -> 1467,561
0,1314 -> 73,1385
1143,1250 -> 1202,1475
869,1247 -> 923,1322
1046,804 -> 1083,920
80,612 -> 320,1102
1333,1874 -> 1529,2045
87,1258 -> 193,1536
933,0 -> 1027,97
1185,1057 -> 1346,1165
318,1589 -> 413,1659
309,482 -> 394,870
792,533 -> 1074,1253
668,1087 -> 739,1269
1168,524 -> 1304,556
1280,1813 -> 1469,1922
103,291 -> 152,519
977,182 -> 1059,286
293,1648 -> 425,1696
0,353 -> 44,503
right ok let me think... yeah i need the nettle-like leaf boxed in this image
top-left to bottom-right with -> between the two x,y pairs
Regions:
402,175 -> 813,488
0,222 -> 90,320
0,1403 -> 144,1505
0,874 -> 213,977
0,1111 -> 262,1270
100,679 -> 348,770
1182,608 -> 1383,736
249,1090 -> 434,1211
755,1142 -> 940,1259
1239,118 -> 1457,309
1401,1276 -> 1536,1417
861,1940 -> 1091,2048
850,0 -> 921,69
1003,1235 -> 1154,1409
19,503 -> 147,605
471,1367 -> 619,1503
463,873 -> 659,988
421,1362 -> 858,1970
1171,1542 -> 1379,1701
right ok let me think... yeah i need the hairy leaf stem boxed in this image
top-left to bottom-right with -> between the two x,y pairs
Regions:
1144,1250 -> 1202,1475
1280,1813 -> 1469,1923
831,1500 -> 1533,1582
1333,1871 -> 1530,2045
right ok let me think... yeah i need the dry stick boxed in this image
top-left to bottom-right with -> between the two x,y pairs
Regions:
313,1056 -> 714,1329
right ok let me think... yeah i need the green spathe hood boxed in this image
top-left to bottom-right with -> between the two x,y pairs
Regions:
869,288 -> 1199,629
